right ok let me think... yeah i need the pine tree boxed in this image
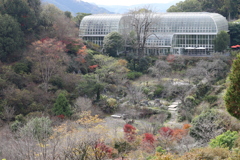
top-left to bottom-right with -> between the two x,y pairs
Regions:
225,54 -> 240,119
53,93 -> 72,117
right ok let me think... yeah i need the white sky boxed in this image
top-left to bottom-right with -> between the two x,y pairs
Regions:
82,0 -> 181,6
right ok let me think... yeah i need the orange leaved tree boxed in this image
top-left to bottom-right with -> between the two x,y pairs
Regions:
30,38 -> 69,92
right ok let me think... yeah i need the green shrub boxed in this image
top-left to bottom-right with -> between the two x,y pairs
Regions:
196,83 -> 210,98
107,98 -> 117,107
140,107 -> 171,119
15,114 -> 25,123
153,85 -> 164,97
12,62 -> 31,74
209,130 -> 239,149
49,76 -> 63,89
114,140 -> 132,154
156,146 -> 166,153
143,87 -> 150,95
11,114 -> 26,132
20,117 -> 52,141
99,98 -> 118,114
11,120 -> 22,132
126,71 -> 142,80
126,57 -> 152,73
205,95 -> 218,103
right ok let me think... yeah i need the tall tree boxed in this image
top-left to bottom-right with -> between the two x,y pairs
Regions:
198,0 -> 239,19
229,22 -> 240,46
30,38 -> 68,92
225,54 -> 240,120
39,4 -> 63,30
40,4 -> 77,40
213,31 -> 230,53
167,0 -> 202,12
126,7 -> 155,59
64,11 -> 72,19
0,14 -> 25,62
103,32 -> 124,57
78,74 -> 105,101
73,12 -> 91,27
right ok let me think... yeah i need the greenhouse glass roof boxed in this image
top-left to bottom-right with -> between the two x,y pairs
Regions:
80,12 -> 228,36
79,14 -> 123,36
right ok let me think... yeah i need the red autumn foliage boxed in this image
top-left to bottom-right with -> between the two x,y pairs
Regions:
123,124 -> 136,142
167,54 -> 175,63
142,133 -> 155,152
94,142 -> 113,158
75,45 -> 88,63
89,65 -> 98,70
57,114 -> 65,119
159,127 -> 173,138
40,37 -> 50,43
143,133 -> 155,145
172,129 -> 187,141
158,124 -> 191,142
182,123 -> 191,130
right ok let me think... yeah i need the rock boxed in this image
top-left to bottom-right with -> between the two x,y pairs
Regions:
148,101 -> 155,106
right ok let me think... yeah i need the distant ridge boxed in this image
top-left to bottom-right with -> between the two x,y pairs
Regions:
99,2 -> 178,14
42,0 -> 113,14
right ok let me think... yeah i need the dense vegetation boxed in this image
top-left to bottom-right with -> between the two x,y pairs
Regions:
0,0 -> 240,159
167,0 -> 240,20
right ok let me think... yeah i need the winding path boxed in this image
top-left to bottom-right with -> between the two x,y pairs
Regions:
167,100 -> 181,127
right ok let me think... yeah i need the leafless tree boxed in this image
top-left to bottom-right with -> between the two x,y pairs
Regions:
126,6 -> 156,58
53,13 -> 78,40
173,135 -> 196,154
148,59 -> 172,81
74,96 -> 92,112
2,105 -> 15,124
126,84 -> 146,105
186,59 -> 229,84
62,130 -> 109,160
166,83 -> 192,106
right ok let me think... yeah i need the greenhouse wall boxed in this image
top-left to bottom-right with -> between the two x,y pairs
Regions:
79,12 -> 228,55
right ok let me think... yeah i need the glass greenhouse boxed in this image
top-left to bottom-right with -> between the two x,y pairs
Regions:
79,12 -> 228,55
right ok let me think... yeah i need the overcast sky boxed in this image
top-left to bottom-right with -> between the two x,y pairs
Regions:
82,0 -> 182,6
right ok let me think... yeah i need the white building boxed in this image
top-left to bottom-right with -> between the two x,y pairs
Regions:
79,12 -> 228,55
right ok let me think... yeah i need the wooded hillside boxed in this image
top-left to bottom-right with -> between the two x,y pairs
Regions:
1,0 -> 240,159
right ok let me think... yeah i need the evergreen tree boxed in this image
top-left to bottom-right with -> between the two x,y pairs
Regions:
53,93 -> 72,117
229,22 -> 240,46
73,12 -> 91,27
225,54 -> 240,119
214,31 -> 230,53
78,74 -> 105,101
103,32 -> 124,57
0,14 -> 25,62
0,0 -> 38,34
167,0 -> 202,12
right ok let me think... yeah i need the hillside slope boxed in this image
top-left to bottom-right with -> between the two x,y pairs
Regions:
42,0 -> 113,14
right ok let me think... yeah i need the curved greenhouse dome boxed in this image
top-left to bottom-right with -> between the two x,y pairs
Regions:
80,14 -> 123,36
79,12 -> 228,55
151,12 -> 228,34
